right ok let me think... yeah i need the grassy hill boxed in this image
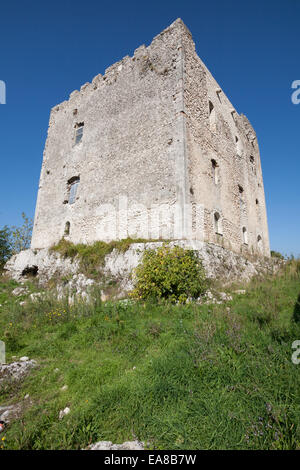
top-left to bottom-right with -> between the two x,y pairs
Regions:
0,260 -> 300,450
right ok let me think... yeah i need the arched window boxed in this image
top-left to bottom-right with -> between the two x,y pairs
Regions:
209,101 -> 216,131
64,221 -> 70,236
242,227 -> 248,245
214,212 -> 222,235
257,235 -> 263,251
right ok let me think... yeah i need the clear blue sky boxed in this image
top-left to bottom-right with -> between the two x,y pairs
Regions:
0,0 -> 299,256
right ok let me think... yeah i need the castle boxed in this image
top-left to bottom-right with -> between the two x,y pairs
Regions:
31,19 -> 270,258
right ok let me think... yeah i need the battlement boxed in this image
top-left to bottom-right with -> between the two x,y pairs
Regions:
51,18 -> 194,114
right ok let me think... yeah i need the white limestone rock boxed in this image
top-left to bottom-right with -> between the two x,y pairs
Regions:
4,242 -> 281,297
5,248 -> 79,285
12,287 -> 29,296
0,403 -> 22,424
0,360 -> 36,386
88,440 -> 144,450
59,407 -> 70,419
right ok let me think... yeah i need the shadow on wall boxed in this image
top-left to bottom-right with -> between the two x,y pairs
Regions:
293,293 -> 300,322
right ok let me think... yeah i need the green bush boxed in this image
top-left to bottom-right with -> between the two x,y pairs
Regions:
131,244 -> 207,303
271,250 -> 284,260
0,226 -> 12,270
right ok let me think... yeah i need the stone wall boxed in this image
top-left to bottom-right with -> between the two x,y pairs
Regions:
182,28 -> 270,257
31,18 -> 270,258
31,20 -> 191,249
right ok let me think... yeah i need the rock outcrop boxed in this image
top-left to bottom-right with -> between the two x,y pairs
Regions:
88,440 -> 144,450
0,359 -> 37,387
4,248 -> 79,284
4,241 -> 281,296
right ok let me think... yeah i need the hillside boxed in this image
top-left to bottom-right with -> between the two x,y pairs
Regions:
0,260 -> 300,450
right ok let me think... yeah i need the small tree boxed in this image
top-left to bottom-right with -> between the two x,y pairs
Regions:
0,226 -> 12,269
131,244 -> 207,303
10,213 -> 33,254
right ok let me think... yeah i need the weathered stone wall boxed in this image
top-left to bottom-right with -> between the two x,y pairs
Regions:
32,20 -> 190,248
31,18 -> 270,258
181,28 -> 270,257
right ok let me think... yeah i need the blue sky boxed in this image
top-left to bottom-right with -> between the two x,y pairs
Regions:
0,0 -> 299,256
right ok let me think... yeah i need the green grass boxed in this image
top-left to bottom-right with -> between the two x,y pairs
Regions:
0,261 -> 300,450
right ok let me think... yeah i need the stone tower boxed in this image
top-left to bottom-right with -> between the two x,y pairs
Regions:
31,19 -> 270,257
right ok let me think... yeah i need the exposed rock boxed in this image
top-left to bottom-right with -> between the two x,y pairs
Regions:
5,242 -> 282,297
12,287 -> 29,296
5,248 -> 79,285
57,273 -> 95,303
20,356 -> 29,362
101,293 -> 109,302
234,289 -> 246,295
30,292 -> 45,302
205,290 -> 214,300
197,290 -> 232,305
0,403 -> 22,424
219,292 -> 233,301
59,407 -> 70,419
88,440 -> 144,450
0,360 -> 36,386
100,240 -> 281,291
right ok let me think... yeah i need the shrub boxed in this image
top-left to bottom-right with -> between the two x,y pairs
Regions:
0,226 -> 12,270
130,244 -> 207,303
10,212 -> 33,254
271,250 -> 284,260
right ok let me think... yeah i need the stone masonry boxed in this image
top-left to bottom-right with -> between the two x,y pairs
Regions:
31,19 -> 270,257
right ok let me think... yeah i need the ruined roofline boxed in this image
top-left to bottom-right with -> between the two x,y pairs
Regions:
153,17 -> 193,42
50,18 -> 194,113
50,18 -> 245,129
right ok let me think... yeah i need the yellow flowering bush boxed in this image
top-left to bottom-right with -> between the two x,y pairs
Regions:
130,245 -> 207,303
46,309 -> 67,323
